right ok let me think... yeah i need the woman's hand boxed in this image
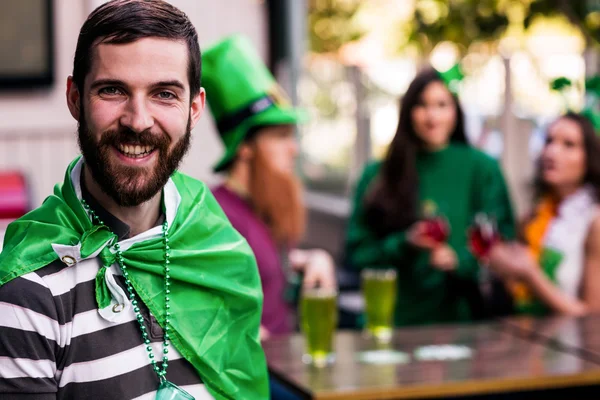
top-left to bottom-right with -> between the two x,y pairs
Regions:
487,242 -> 535,281
407,221 -> 440,250
429,244 -> 458,271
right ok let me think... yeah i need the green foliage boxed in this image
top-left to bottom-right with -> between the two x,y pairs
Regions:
408,0 -> 510,53
525,0 -> 600,44
307,0 -> 366,53
307,0 -> 600,57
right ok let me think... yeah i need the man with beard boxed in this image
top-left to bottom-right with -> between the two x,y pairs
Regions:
0,2 -> 267,399
202,36 -> 337,342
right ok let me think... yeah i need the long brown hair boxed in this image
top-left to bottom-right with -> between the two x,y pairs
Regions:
534,112 -> 600,201
364,68 -> 468,235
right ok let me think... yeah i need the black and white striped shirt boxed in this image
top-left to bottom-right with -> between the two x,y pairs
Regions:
0,176 -> 212,399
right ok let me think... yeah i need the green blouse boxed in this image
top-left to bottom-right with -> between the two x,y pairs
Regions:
345,143 -> 516,326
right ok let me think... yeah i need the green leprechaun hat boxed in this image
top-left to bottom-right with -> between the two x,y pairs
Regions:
202,35 -> 307,172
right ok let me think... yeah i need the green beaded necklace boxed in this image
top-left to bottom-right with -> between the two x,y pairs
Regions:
82,200 -> 194,399
82,199 -> 171,376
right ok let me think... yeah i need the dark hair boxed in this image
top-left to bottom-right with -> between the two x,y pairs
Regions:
534,111 -> 600,201
73,0 -> 200,99
364,67 -> 468,235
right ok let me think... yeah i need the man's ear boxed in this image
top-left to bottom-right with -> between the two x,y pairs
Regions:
66,76 -> 81,121
237,142 -> 254,163
189,88 -> 206,130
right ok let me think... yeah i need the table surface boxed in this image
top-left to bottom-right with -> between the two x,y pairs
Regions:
503,313 -> 600,363
263,323 -> 600,400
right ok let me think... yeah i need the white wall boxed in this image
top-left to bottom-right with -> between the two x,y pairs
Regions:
0,0 -> 268,206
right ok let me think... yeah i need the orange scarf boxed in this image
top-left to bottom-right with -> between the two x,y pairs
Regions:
510,196 -> 558,304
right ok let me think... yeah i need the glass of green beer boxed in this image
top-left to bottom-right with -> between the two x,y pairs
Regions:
299,287 -> 338,367
361,268 -> 397,342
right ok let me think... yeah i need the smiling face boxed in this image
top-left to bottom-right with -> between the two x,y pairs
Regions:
410,81 -> 457,150
67,37 -> 204,206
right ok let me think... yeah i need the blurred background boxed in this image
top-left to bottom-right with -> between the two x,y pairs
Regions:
294,0 -> 600,260
1,0 -> 600,257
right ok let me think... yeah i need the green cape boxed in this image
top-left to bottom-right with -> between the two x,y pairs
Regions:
0,157 -> 269,399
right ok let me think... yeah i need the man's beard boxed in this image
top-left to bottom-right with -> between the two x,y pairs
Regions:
78,112 -> 191,207
249,149 -> 306,246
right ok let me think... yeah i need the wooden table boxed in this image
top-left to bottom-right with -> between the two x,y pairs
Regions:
263,324 -> 600,400
502,313 -> 600,363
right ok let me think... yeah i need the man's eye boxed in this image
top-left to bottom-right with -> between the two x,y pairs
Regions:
157,91 -> 175,100
99,87 -> 122,95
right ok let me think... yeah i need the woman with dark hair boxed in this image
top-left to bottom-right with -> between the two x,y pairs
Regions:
345,67 -> 516,326
487,112 -> 600,315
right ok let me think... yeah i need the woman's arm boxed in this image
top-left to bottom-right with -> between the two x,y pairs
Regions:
580,215 -> 600,312
488,240 -> 590,316
524,262 -> 587,315
454,154 -> 517,280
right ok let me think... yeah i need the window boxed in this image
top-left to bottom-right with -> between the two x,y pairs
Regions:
298,57 -> 357,196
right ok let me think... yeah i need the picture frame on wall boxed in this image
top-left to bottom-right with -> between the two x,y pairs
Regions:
0,0 -> 54,90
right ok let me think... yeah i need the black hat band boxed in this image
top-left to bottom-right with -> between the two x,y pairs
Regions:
216,94 -> 275,135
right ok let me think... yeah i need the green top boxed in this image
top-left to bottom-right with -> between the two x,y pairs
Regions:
345,143 -> 516,326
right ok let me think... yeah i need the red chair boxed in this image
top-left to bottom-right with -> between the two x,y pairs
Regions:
0,171 -> 30,220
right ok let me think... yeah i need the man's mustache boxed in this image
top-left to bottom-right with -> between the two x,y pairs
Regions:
98,129 -> 171,148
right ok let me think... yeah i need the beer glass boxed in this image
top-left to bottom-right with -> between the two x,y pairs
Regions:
299,287 -> 338,367
362,268 -> 397,342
